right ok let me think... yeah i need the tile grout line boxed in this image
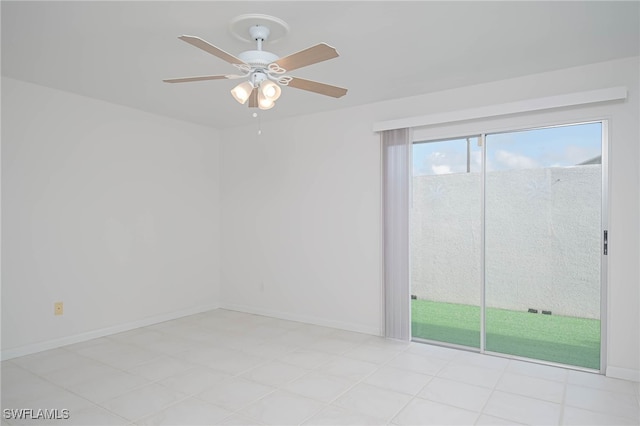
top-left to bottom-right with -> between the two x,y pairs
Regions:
387,348 -> 457,425
473,359 -> 516,425
558,367 -> 570,426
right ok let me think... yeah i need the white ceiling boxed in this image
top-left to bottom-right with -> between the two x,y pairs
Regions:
2,1 -> 639,129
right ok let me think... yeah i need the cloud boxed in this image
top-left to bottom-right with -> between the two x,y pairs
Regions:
432,164 -> 452,174
494,149 -> 539,170
428,151 -> 465,175
563,144 -> 601,165
413,139 -> 481,176
415,150 -> 455,175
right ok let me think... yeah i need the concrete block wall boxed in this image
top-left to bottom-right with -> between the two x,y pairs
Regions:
411,165 -> 601,319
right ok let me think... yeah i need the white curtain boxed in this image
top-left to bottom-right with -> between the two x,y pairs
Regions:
382,128 -> 411,340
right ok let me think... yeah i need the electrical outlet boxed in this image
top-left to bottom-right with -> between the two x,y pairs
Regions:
54,302 -> 64,316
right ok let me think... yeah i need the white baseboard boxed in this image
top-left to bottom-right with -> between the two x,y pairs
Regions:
606,366 -> 640,382
221,302 -> 382,336
1,303 -> 220,361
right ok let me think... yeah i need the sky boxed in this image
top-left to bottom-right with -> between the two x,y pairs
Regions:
413,122 -> 602,176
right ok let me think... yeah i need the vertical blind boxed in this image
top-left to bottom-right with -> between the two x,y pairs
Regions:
382,128 -> 411,340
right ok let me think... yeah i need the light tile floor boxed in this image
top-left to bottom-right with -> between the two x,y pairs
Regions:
2,309 -> 639,425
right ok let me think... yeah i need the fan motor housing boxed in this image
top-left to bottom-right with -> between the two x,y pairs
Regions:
238,50 -> 279,69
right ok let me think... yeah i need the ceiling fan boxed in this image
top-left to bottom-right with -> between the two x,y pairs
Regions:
163,14 -> 348,110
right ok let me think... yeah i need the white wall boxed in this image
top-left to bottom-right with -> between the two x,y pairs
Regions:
220,57 -> 639,380
1,77 -> 222,357
220,109 -> 382,334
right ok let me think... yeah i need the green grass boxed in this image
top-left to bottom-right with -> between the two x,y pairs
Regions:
411,299 -> 600,369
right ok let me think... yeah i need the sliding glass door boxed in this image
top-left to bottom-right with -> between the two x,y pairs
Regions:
484,122 -> 603,369
411,122 -> 605,370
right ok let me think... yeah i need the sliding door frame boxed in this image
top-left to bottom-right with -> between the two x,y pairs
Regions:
480,133 -> 487,354
410,119 -> 609,374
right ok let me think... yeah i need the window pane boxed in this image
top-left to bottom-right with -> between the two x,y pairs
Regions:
411,136 -> 482,348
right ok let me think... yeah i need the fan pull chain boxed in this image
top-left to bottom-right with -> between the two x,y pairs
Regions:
253,112 -> 262,135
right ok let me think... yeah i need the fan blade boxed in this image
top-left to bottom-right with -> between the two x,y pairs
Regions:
273,43 -> 339,72
163,75 -> 244,83
287,77 -> 347,98
178,35 -> 247,66
248,88 -> 258,108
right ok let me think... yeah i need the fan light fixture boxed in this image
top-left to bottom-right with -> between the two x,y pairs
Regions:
257,92 -> 275,110
231,75 -> 282,110
230,81 -> 254,104
260,80 -> 281,101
